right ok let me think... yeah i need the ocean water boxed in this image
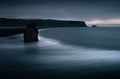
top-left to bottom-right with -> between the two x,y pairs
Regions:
1,27 -> 120,79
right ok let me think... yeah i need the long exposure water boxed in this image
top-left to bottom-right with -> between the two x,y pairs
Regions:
0,27 -> 120,79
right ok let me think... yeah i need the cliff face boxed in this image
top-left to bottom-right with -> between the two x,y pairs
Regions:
35,19 -> 87,28
0,18 -> 87,37
0,18 -> 87,28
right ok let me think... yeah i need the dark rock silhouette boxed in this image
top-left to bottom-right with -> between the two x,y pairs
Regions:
24,22 -> 38,42
92,25 -> 97,27
0,28 -> 24,37
0,18 -> 87,37
0,18 -> 87,28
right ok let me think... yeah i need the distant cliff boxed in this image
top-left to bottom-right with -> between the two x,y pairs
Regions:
0,18 -> 87,37
0,18 -> 87,28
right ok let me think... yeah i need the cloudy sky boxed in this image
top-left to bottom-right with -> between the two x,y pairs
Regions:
0,0 -> 120,25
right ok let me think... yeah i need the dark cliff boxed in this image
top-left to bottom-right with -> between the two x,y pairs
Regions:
0,18 -> 87,37
0,18 -> 87,28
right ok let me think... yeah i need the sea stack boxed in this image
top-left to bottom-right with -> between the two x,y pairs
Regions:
24,22 -> 38,42
92,25 -> 97,27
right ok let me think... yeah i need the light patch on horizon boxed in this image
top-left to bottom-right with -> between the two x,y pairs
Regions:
86,19 -> 120,25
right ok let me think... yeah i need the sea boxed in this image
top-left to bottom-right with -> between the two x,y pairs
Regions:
0,27 -> 120,79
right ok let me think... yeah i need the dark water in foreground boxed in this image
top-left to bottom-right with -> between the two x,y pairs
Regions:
1,27 -> 120,79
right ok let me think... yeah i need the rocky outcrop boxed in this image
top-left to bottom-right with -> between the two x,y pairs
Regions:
0,28 -> 24,37
24,23 -> 38,42
92,25 -> 97,27
0,18 -> 87,37
0,18 -> 88,28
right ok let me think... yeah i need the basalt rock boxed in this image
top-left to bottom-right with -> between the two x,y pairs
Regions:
92,25 -> 97,27
24,23 -> 38,42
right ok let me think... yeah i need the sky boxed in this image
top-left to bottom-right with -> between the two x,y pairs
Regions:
0,0 -> 120,25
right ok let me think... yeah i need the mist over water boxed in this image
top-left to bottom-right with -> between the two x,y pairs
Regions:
1,27 -> 120,79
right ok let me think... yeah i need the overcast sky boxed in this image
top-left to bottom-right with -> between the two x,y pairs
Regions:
0,0 -> 120,25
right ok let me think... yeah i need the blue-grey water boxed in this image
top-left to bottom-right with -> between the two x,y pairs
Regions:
1,27 -> 120,79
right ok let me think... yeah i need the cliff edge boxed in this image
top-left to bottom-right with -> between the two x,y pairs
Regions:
0,18 -> 87,28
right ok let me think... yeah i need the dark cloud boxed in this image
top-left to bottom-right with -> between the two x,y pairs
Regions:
0,0 -> 120,20
0,0 -> 119,6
